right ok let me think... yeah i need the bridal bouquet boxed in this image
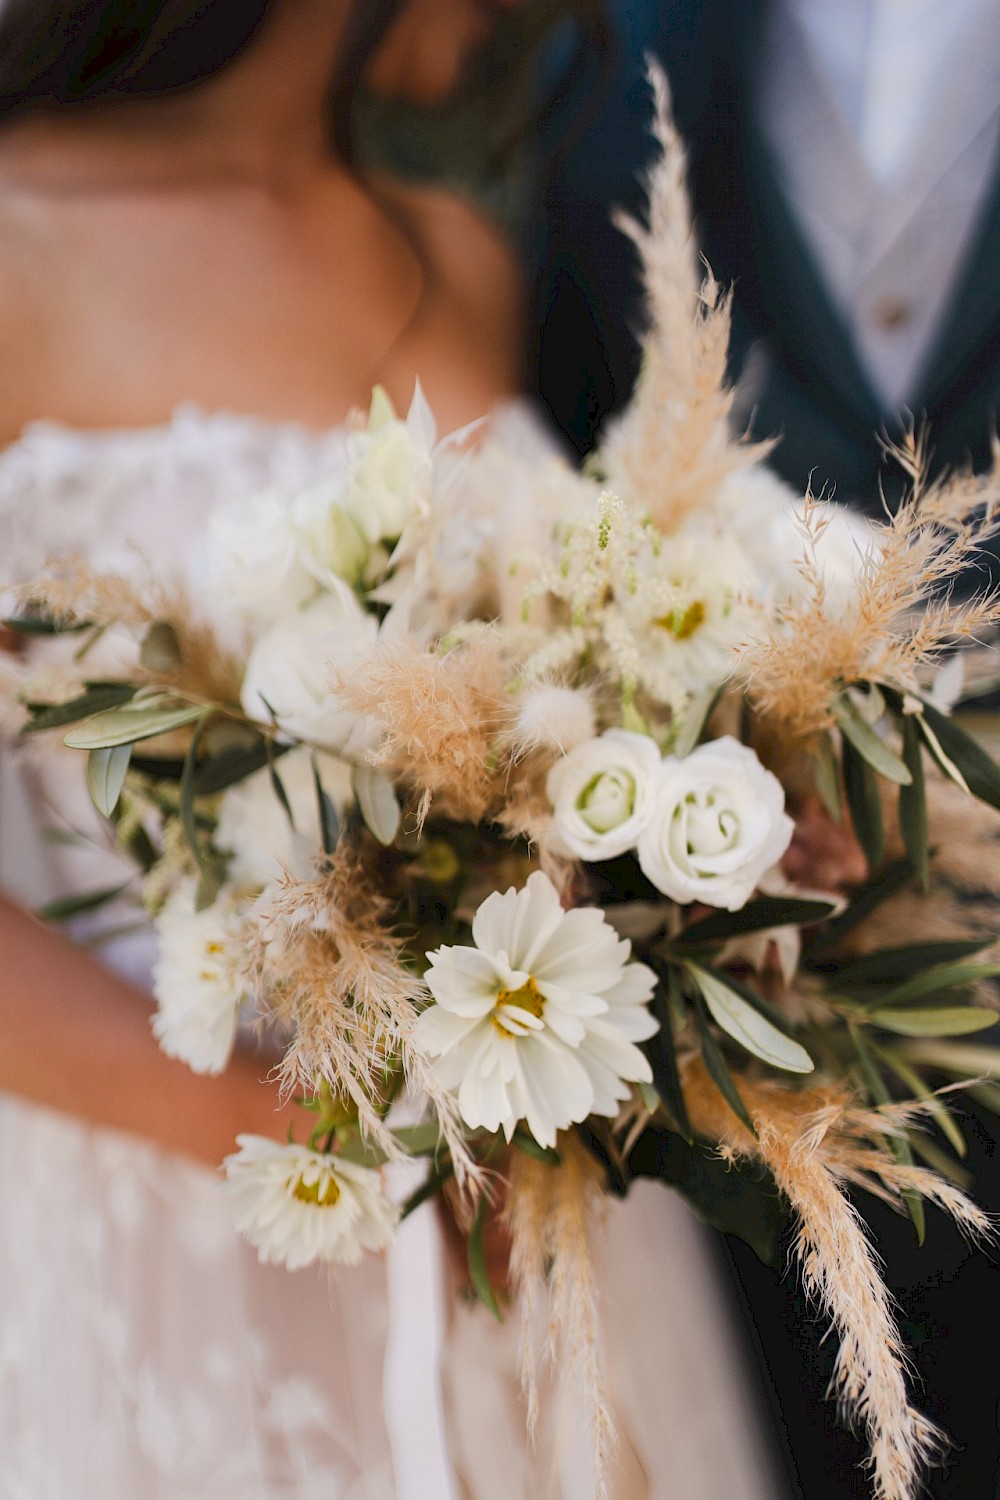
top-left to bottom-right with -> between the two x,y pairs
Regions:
6,75 -> 1000,1500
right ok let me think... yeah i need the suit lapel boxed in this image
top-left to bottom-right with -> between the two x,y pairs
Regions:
916,162 -> 1000,414
727,3 -> 885,441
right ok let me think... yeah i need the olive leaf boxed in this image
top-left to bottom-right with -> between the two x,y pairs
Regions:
688,965 -> 814,1074
352,763 -> 401,846
86,743 -> 132,818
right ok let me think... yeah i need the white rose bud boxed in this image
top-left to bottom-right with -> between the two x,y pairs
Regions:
241,588 -> 377,753
637,737 -> 794,912
547,729 -> 662,861
204,491 -> 316,623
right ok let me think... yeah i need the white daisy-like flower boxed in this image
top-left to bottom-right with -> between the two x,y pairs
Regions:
151,881 -> 248,1074
622,535 -> 758,699
414,871 -> 658,1149
223,1136 -> 400,1269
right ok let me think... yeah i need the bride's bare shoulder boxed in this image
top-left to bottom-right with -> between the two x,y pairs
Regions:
372,176 -> 524,409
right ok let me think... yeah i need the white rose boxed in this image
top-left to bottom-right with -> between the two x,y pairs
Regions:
216,745 -> 353,889
547,729 -> 663,861
344,385 -> 434,545
204,491 -> 316,623
241,588 -> 378,752
291,481 -> 372,588
637,736 -> 794,911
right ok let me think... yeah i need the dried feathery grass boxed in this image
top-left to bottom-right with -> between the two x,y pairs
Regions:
598,64 -> 770,534
744,436 -> 1000,739
250,847 -> 481,1192
334,637 -> 512,823
506,1137 -> 615,1500
18,558 -> 244,706
681,1060 -> 997,1500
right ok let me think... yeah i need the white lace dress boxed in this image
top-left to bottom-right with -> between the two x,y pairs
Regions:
0,408 -> 782,1500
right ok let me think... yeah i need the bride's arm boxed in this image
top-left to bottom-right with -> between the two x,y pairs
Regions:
0,893 -> 296,1167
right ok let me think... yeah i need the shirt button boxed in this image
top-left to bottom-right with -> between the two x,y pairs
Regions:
871,296 -> 912,331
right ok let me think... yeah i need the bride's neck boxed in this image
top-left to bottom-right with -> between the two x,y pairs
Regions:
0,0 -> 352,194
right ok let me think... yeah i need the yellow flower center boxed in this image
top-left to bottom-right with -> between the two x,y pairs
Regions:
292,1173 -> 341,1208
492,976 -> 545,1034
654,600 -> 706,640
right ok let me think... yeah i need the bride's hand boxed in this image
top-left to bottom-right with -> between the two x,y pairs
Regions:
0,894 -> 305,1169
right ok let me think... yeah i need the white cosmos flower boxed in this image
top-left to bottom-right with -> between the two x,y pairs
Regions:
241,587 -> 378,753
637,737 -> 794,912
414,871 -> 657,1149
547,729 -> 662,861
216,746 -> 353,889
151,881 -> 248,1074
204,490 -> 317,624
224,1136 -> 400,1269
624,535 -> 758,699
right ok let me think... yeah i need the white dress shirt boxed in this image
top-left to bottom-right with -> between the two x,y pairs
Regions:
758,0 -> 1000,408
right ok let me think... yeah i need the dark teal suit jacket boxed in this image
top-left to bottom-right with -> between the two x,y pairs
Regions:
531,6 -> 1000,1497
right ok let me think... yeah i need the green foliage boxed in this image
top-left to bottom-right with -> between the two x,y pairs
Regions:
86,743 -> 132,818
467,1194 -> 503,1322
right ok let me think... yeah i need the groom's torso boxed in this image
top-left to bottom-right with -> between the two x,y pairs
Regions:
532,5 -> 1000,1497
532,0 -> 1000,515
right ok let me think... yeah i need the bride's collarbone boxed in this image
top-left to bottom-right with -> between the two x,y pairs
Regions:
0,171 -> 522,437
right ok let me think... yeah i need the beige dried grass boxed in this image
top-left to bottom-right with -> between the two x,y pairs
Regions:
16,558 -> 243,706
250,847 -> 480,1192
506,1137 -> 615,1500
334,637 -> 513,823
745,437 -> 1000,739
599,64 -> 770,535
682,1060 -> 995,1500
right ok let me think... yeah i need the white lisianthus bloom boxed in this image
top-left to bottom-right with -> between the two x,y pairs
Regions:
547,729 -> 662,861
224,1137 -> 400,1269
637,737 -> 794,912
414,871 -> 657,1149
241,586 -> 378,753
203,490 -> 317,623
151,882 -> 247,1073
344,385 -> 435,545
216,746 -> 353,889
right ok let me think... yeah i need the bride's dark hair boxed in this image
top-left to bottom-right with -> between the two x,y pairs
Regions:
0,0 -> 401,159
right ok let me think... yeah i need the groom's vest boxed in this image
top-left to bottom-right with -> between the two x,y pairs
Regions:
531,0 -> 1000,518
